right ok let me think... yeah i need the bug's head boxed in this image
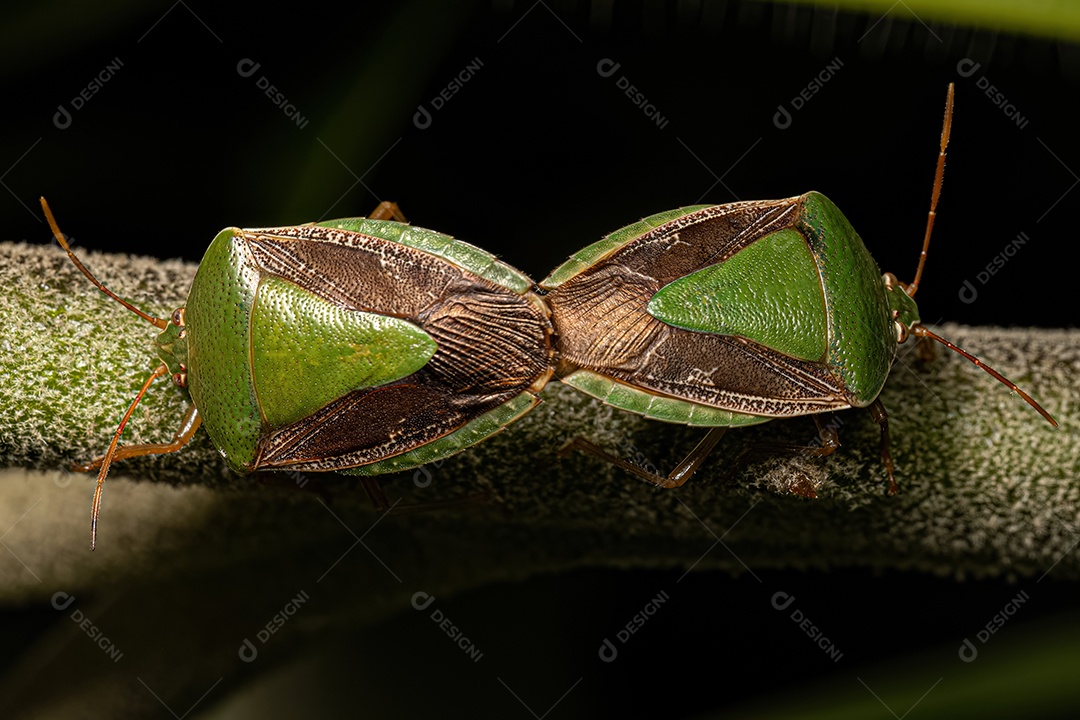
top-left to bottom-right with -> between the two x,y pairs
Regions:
883,272 -> 921,344
882,274 -> 1057,427
39,197 -> 199,550
154,307 -> 190,389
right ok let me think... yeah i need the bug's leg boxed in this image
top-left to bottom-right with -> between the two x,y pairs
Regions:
868,399 -> 898,495
359,476 -> 392,512
74,404 -> 202,472
366,201 -> 408,223
914,335 -> 938,363
748,414 -> 840,459
810,415 -> 841,456
559,426 -> 729,489
658,427 -> 729,488
733,414 -> 840,496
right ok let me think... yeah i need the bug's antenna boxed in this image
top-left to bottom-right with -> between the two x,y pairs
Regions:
911,325 -> 1057,427
90,363 -> 170,550
40,197 -> 169,330
907,83 -> 954,298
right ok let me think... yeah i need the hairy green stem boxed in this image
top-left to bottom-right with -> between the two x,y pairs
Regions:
2,239 -> 1077,589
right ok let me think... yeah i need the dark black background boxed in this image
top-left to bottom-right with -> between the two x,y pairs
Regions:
6,1 -> 1076,327
3,1 -> 1078,717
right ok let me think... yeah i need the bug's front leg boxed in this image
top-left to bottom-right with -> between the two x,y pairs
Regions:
73,404 -> 202,472
868,399 -> 898,495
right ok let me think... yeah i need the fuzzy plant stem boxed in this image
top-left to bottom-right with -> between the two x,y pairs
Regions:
1,239 -> 1078,604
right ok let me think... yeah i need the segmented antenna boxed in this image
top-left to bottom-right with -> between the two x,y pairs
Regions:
907,83 -> 954,298
41,198 -> 176,548
41,197 -> 169,330
890,89 -> 1056,428
912,326 -> 1057,427
89,364 -> 170,549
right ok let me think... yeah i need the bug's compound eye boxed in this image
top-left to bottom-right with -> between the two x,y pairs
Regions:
894,322 -> 909,344
171,308 -> 186,327
172,365 -> 188,388
882,271 -> 916,295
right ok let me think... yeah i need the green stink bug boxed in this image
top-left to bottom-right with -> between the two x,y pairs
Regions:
542,83 -> 1056,492
43,200 -> 554,548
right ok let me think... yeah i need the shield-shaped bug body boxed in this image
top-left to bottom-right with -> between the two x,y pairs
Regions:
185,219 -> 554,476
542,84 -> 1055,491
43,202 -> 554,548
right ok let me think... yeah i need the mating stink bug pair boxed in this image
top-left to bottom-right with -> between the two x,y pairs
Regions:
541,85 -> 1054,490
45,84 -> 1055,548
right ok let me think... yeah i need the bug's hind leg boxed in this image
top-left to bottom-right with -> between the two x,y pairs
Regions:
559,426 -> 729,489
